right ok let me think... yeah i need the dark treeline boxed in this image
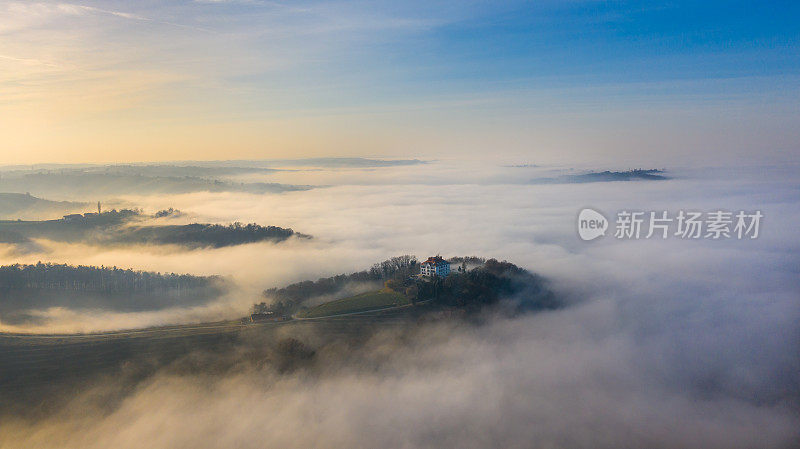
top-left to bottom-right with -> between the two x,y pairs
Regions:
117,222 -> 305,248
257,255 -> 418,315
531,168 -> 668,184
0,263 -> 228,320
0,209 -> 306,249
0,263 -> 222,295
447,256 -> 486,265
153,207 -> 182,218
428,259 -> 557,312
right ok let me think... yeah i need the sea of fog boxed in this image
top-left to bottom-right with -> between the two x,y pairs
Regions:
0,160 -> 798,448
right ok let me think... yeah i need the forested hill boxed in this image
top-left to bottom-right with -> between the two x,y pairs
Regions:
256,256 -> 557,317
0,263 -> 220,293
112,222 -> 304,248
0,209 -> 308,250
0,263 -> 228,322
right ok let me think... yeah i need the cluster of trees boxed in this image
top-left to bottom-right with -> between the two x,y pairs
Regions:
256,256 -> 418,315
153,207 -> 182,218
447,256 -> 487,265
435,259 -> 557,311
384,257 -> 555,308
115,222 -> 303,248
380,258 -> 556,312
0,262 -> 223,296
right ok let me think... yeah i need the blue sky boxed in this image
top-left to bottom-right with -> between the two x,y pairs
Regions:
0,0 -> 798,164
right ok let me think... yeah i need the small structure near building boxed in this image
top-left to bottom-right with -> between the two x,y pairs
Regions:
62,213 -> 83,222
420,256 -> 450,277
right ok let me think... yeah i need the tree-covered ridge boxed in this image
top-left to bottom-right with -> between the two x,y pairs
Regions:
531,169 -> 668,184
0,263 -> 228,321
116,222 -> 306,248
256,256 -> 557,317
430,259 -> 557,312
0,262 -> 222,294
0,209 -> 308,250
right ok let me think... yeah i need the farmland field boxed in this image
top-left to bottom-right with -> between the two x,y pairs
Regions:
297,289 -> 410,318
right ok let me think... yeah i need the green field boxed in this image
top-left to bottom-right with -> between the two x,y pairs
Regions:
297,289 -> 410,318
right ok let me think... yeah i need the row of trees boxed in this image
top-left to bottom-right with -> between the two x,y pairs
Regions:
447,256 -> 487,265
116,222 -> 303,248
0,262 -> 223,296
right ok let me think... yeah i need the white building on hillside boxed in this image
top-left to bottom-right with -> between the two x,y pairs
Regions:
420,256 -> 450,277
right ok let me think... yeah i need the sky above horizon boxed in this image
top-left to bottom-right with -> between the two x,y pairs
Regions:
1,0 -> 798,165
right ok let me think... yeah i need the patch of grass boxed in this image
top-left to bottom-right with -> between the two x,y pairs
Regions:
297,289 -> 409,318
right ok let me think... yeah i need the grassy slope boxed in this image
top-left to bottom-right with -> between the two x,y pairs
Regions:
0,193 -> 88,220
298,289 -> 409,318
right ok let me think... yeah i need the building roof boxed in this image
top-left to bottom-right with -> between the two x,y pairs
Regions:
421,256 -> 449,266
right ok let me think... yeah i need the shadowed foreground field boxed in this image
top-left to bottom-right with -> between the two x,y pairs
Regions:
0,308 -> 425,419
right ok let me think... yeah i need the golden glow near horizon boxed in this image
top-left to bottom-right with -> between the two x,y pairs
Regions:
1,1 -> 798,165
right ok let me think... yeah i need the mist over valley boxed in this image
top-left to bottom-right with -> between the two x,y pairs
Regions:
0,160 -> 797,448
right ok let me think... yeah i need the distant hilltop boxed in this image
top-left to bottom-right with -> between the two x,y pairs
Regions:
0,208 -> 308,252
0,192 -> 87,220
531,169 -> 669,184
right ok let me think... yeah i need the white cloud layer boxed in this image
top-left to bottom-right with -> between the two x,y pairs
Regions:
0,161 -> 798,447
